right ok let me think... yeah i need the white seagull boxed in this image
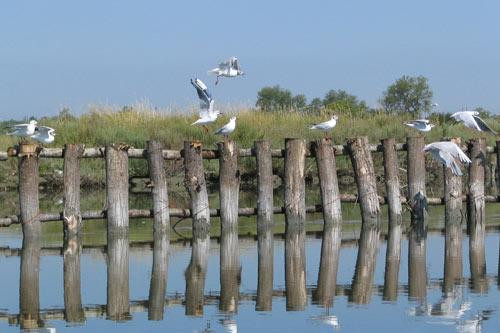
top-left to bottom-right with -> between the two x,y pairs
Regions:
215,117 -> 236,139
310,115 -> 338,136
190,78 -> 222,132
451,111 -> 497,135
6,120 -> 38,138
423,141 -> 471,176
405,119 -> 435,132
31,126 -> 56,144
209,57 -> 244,85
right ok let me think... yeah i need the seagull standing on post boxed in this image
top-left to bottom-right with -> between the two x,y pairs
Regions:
405,119 -> 435,132
190,78 -> 222,132
209,57 -> 244,85
451,111 -> 497,135
423,141 -> 471,176
215,117 -> 236,140
310,115 -> 338,137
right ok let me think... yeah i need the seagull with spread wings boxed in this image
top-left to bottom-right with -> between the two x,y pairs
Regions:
31,126 -> 56,144
209,57 -> 244,85
190,78 -> 222,132
423,141 -> 471,176
405,119 -> 435,132
451,111 -> 497,135
7,120 -> 38,138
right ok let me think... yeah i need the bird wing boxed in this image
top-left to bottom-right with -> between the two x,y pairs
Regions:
9,123 -> 29,129
436,149 -> 463,176
472,115 -> 497,134
191,78 -> 212,110
231,57 -> 240,70
36,126 -> 55,134
451,143 -> 472,163
414,119 -> 430,124
218,60 -> 230,69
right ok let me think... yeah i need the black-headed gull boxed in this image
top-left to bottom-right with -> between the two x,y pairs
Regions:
215,117 -> 236,139
451,111 -> 496,135
209,57 -> 244,85
7,120 -> 38,138
31,126 -> 56,144
423,141 -> 471,176
310,115 -> 338,136
405,119 -> 435,132
190,78 -> 222,132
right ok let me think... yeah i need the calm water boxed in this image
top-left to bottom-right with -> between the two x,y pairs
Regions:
0,209 -> 499,332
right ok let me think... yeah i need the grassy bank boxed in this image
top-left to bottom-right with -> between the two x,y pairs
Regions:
0,105 -> 499,188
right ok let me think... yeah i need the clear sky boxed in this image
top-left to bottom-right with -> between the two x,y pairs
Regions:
1,0 -> 499,119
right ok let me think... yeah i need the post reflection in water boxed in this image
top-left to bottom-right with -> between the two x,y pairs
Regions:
219,226 -> 241,313
408,222 -> 427,301
185,221 -> 210,316
256,218 -> 273,311
19,234 -> 43,330
383,218 -> 402,302
285,222 -> 307,311
63,234 -> 84,323
107,234 -> 130,321
148,231 -> 169,320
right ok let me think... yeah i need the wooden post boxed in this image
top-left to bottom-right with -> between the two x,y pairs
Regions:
18,143 -> 41,238
407,136 -> 427,224
497,140 -> 500,196
147,140 -> 170,233
312,138 -> 342,307
284,139 -> 307,311
19,236 -> 42,329
105,144 -> 129,235
254,140 -> 274,311
346,137 -> 381,226
63,144 -> 84,237
148,232 -> 169,320
444,166 -> 463,224
184,140 -> 210,316
107,235 -> 130,320
63,235 -> 84,323
382,138 -> 402,301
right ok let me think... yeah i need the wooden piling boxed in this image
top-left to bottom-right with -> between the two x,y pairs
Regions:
497,140 -> 500,196
63,144 -> 84,237
284,139 -> 307,311
105,144 -> 129,234
218,140 -> 240,228
107,235 -> 130,320
18,143 -> 40,238
406,136 -> 427,223
147,140 -> 170,233
63,235 -> 84,323
468,138 -> 486,235
346,137 -> 380,226
19,236 -> 42,329
444,166 -> 463,223
148,232 -> 169,320
254,140 -> 274,311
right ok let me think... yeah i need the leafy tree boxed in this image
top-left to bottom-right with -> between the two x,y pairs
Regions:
323,89 -> 368,115
381,75 -> 433,117
256,85 -> 307,112
308,97 -> 324,113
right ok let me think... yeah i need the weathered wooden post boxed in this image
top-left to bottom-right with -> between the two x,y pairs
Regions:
63,236 -> 84,323
346,137 -> 381,304
312,138 -> 342,306
254,141 -> 274,311
148,232 -> 169,320
147,140 -> 170,233
496,140 -> 500,196
18,143 -> 41,238
105,144 -> 129,234
63,144 -> 84,236
184,140 -> 210,316
468,139 -> 487,293
218,140 -> 240,313
19,235 -> 42,329
382,138 -> 403,301
284,138 -> 307,311
406,136 -> 427,301
107,235 -> 130,320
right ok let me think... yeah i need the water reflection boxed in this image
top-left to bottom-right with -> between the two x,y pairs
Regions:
148,231 -> 169,320
285,222 -> 307,311
106,234 -> 130,320
19,235 -> 42,330
63,234 -> 84,323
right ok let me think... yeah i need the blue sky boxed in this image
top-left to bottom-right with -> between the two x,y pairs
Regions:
1,0 -> 499,119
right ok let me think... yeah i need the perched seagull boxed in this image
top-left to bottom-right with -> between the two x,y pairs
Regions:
215,117 -> 236,139
310,115 -> 338,136
423,141 -> 471,176
190,78 -> 222,132
209,57 -> 244,85
451,111 -> 497,135
30,126 -> 56,144
405,119 -> 435,132
6,120 -> 38,138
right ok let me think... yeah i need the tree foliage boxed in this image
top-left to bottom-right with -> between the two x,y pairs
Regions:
322,89 -> 368,115
381,75 -> 433,117
256,85 -> 307,112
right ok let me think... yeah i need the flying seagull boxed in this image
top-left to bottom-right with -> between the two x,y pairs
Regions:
215,117 -> 236,139
310,115 -> 338,136
423,141 -> 471,176
30,126 -> 56,144
405,119 -> 435,132
451,111 -> 497,135
190,78 -> 222,132
7,120 -> 38,138
209,57 -> 244,85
